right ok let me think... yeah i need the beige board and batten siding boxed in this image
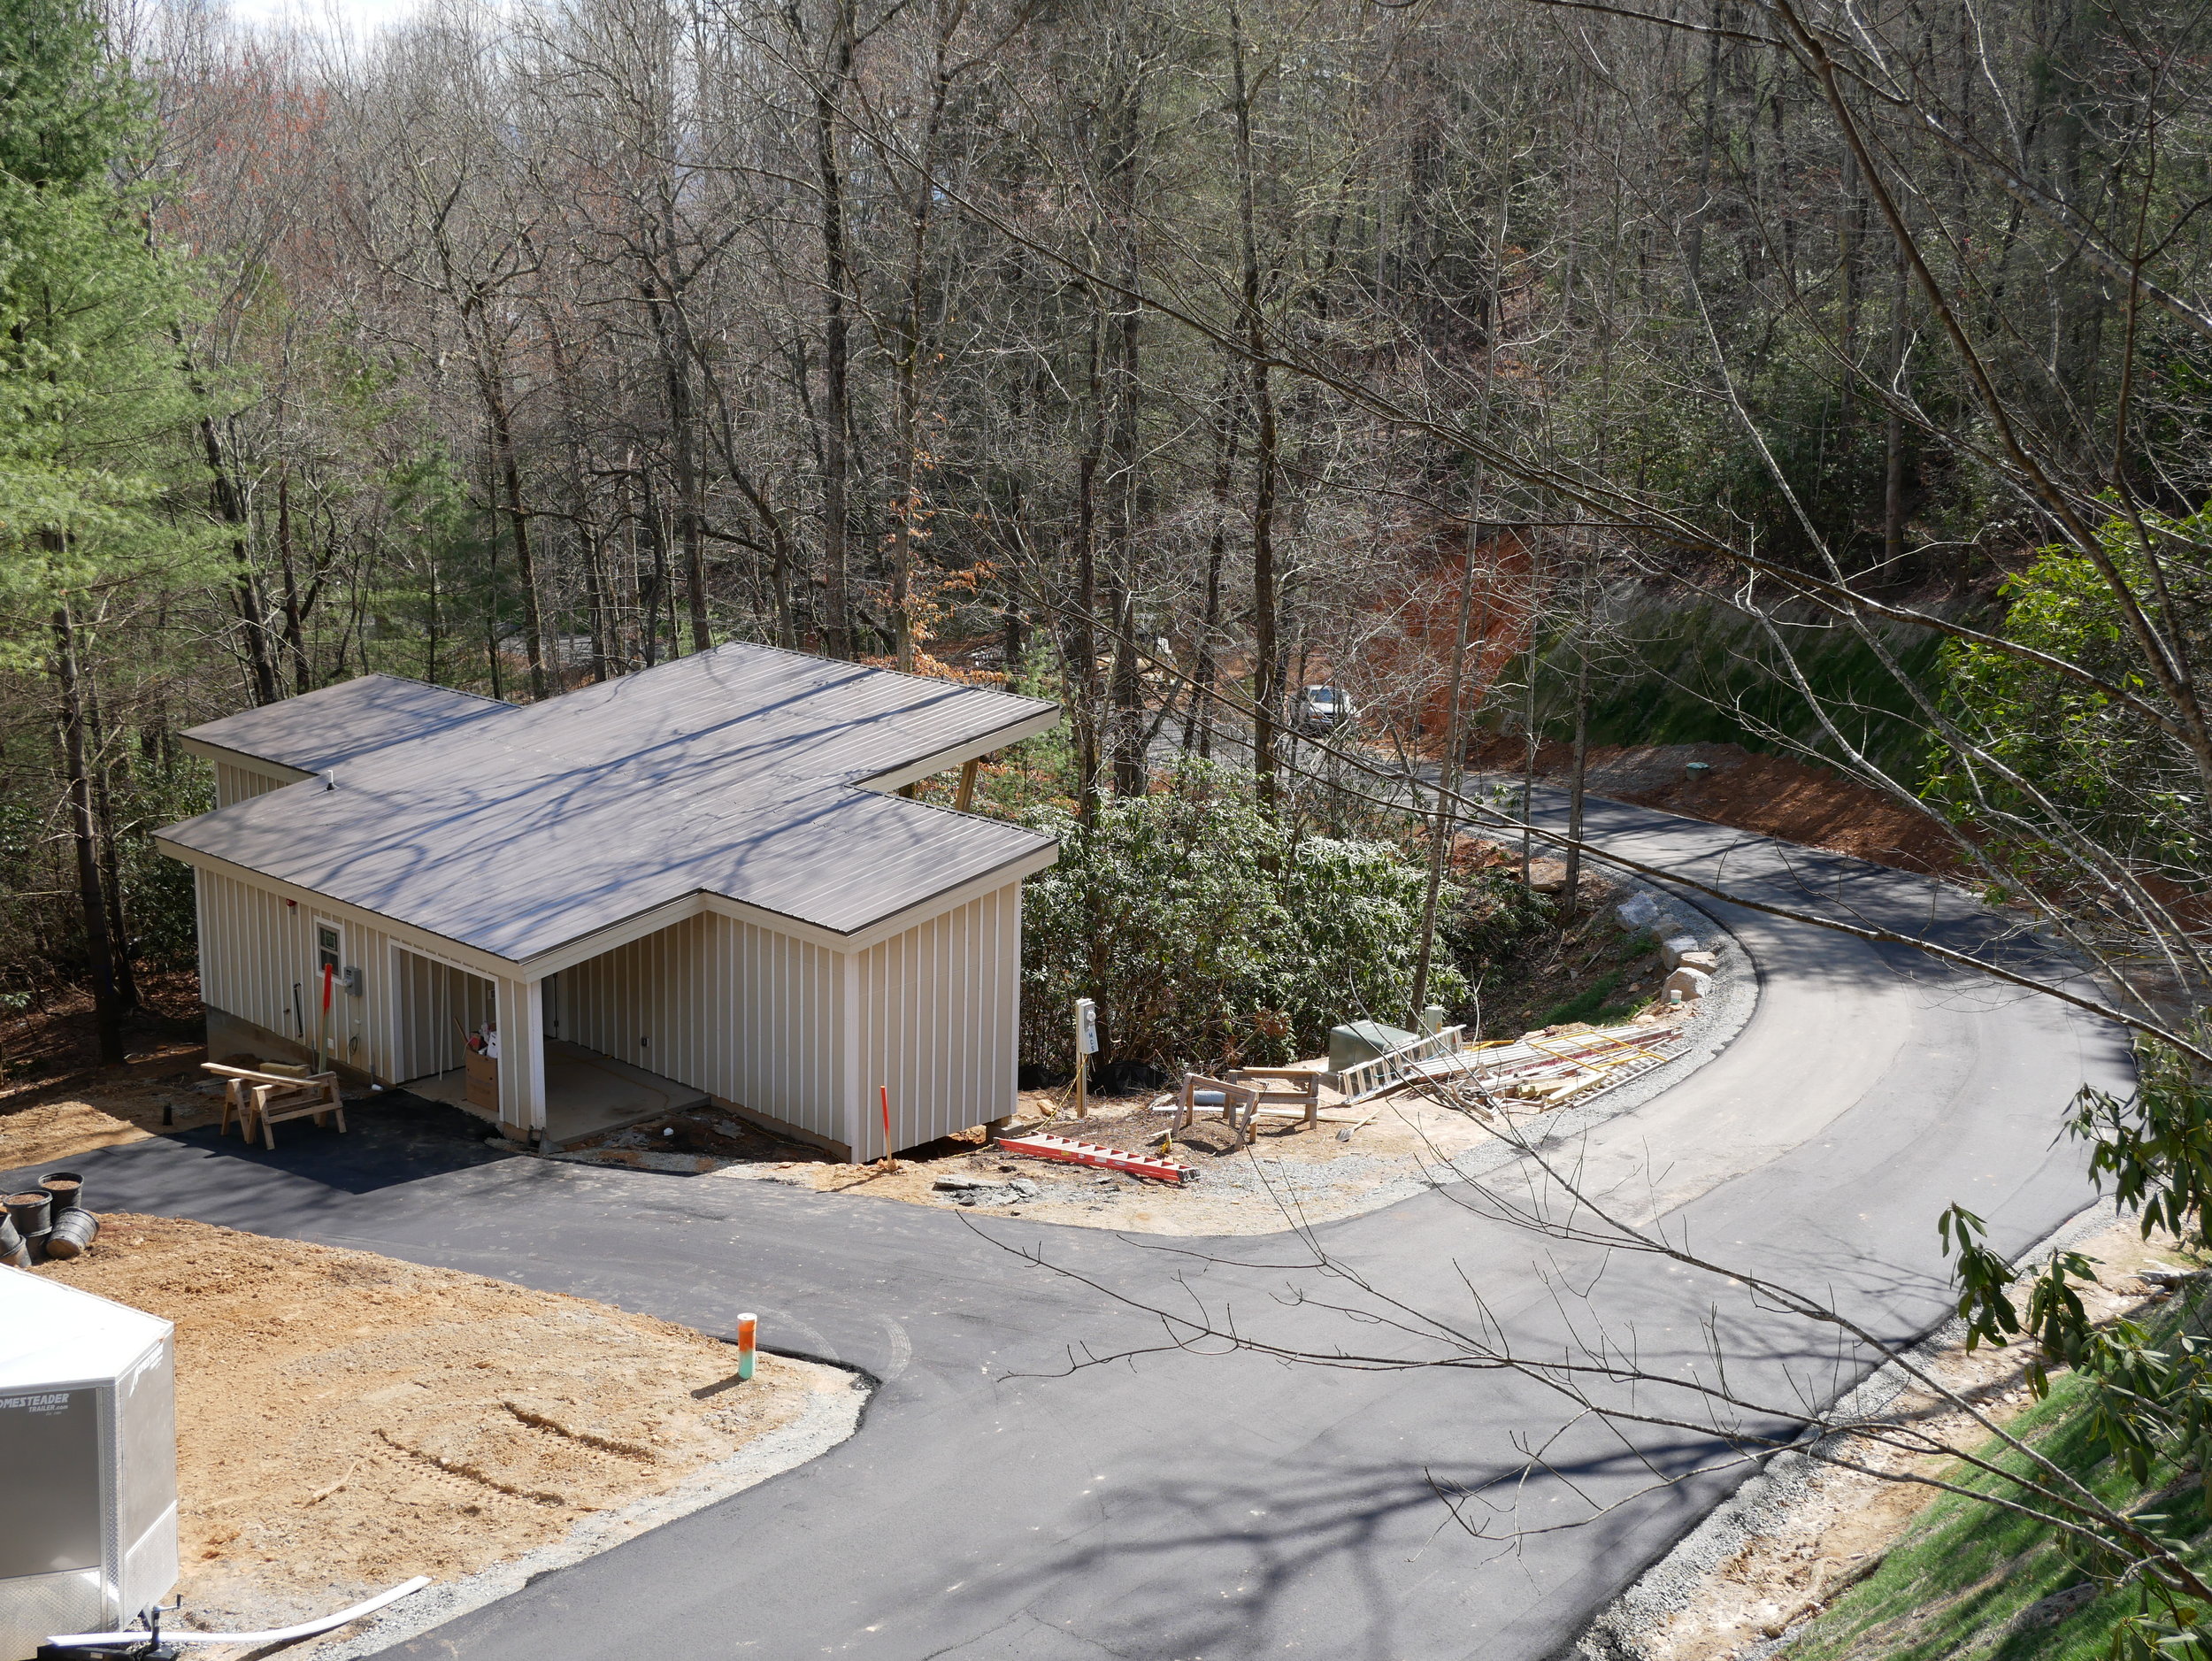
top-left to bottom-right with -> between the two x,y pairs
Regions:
199,871 -> 543,1133
389,948 -> 495,1085
211,760 -> 299,810
196,867 -> 310,1045
556,911 -> 845,1150
196,868 -> 394,1079
853,883 -> 1021,1159
197,857 -> 864,1143
381,946 -> 540,1132
555,882 -> 1024,1157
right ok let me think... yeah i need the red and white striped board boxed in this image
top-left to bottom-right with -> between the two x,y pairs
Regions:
995,1132 -> 1198,1185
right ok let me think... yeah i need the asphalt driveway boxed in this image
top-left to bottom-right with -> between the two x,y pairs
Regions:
10,796 -> 2129,1659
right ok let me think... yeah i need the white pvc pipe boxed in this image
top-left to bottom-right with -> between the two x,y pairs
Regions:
50,1574 -> 430,1647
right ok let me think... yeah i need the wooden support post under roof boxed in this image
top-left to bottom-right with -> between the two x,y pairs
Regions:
955,758 -> 980,812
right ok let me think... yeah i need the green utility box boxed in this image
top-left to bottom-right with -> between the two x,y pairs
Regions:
1328,1019 -> 1418,1075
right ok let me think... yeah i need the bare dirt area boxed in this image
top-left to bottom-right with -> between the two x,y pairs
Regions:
0,1053 -> 217,1168
558,1079 -> 1519,1234
766,1082 -> 1510,1234
34,1215 -> 862,1657
1472,737 -> 1964,877
565,1002 -> 1701,1237
563,1086 -> 1476,1234
1609,1217 -> 2186,1660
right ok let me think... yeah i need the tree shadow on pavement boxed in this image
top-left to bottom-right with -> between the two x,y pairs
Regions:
0,1089 -> 512,1203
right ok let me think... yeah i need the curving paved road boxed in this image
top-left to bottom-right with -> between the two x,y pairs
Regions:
14,799 -> 2131,1659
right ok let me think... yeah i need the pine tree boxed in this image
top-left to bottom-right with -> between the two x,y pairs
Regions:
0,0 -> 207,1062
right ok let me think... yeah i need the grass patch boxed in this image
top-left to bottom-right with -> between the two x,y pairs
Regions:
1533,931 -> 1661,1028
1536,969 -> 1647,1029
1791,1299 -> 2212,1661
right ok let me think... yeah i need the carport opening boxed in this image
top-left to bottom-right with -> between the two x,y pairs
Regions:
390,949 -> 498,1119
534,957 -> 707,1149
393,948 -> 706,1146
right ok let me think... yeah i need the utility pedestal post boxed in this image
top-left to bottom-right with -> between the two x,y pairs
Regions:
1074,997 -> 1097,1119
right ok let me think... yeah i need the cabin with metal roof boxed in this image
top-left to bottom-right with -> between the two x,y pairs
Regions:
155,644 -> 1060,1159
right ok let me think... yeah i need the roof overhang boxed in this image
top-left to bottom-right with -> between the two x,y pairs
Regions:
180,735 -> 315,783
856,704 -> 1062,794
715,839 -> 1059,956
159,823 -> 1058,980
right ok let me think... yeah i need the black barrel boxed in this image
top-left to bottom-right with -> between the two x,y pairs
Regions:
0,1214 -> 26,1270
4,1192 -> 50,1237
39,1171 -> 84,1215
43,1210 -> 98,1260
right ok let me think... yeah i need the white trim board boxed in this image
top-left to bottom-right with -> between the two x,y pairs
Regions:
161,835 -> 1058,977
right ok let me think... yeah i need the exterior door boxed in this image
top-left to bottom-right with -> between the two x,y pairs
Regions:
311,917 -> 342,1067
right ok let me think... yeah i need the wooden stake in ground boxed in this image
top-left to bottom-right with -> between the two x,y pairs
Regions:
878,1084 -> 896,1172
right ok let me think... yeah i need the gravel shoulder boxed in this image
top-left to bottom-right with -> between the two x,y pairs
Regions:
1572,1207 -> 2181,1661
550,875 -> 1760,1236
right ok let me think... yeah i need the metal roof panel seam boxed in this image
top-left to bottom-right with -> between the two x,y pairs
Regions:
157,642 -> 1059,958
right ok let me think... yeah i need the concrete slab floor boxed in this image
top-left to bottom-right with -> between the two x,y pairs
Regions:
401,1040 -> 707,1148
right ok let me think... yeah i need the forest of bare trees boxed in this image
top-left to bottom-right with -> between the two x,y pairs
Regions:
17,0 -> 2212,1634
8,0 -> 2211,1087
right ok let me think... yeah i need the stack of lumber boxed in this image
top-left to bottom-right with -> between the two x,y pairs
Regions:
1384,1024 -> 1685,1111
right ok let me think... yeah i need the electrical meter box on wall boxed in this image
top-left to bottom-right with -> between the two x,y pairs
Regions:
0,1267 -> 177,1661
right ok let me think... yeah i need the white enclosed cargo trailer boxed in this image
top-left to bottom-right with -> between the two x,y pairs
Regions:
0,1267 -> 177,1661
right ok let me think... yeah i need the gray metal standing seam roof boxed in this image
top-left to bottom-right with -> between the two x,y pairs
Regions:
180,673 -> 513,773
156,644 -> 1061,962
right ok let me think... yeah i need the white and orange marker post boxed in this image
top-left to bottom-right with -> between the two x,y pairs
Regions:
879,1083 -> 895,1171
319,963 -> 335,1073
736,1312 -> 757,1382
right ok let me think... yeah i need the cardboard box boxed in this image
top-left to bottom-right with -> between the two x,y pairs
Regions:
465,1050 -> 498,1112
